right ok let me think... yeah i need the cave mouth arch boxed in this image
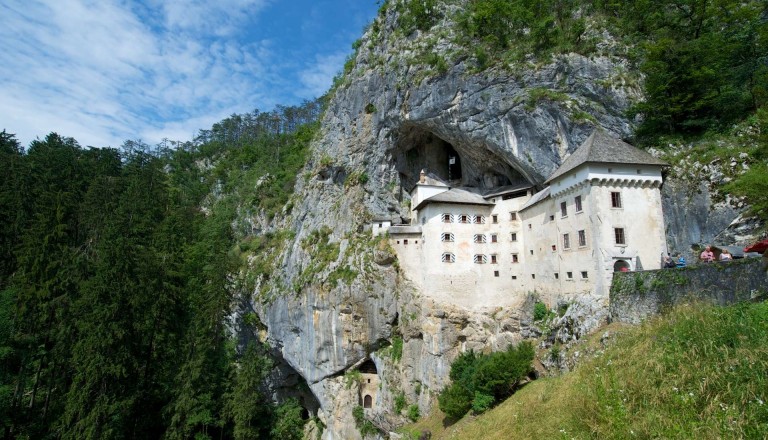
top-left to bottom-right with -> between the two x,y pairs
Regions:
394,124 -> 528,192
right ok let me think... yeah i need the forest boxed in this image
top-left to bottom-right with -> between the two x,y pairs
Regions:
0,101 -> 321,440
1,0 -> 767,439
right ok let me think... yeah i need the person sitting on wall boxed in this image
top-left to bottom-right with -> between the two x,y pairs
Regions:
663,254 -> 676,268
699,245 -> 715,263
719,249 -> 733,261
676,254 -> 687,268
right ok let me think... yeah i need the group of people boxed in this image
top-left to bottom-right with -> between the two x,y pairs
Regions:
662,245 -> 733,269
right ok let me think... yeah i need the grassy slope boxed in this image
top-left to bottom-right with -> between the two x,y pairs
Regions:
403,302 -> 768,439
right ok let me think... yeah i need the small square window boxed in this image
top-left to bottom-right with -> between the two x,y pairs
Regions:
442,213 -> 452,223
511,232 -> 518,242
442,253 -> 455,263
441,233 -> 455,242
567,271 -> 573,279
397,240 -> 400,244
512,254 -> 519,263
532,274 -> 536,279
581,271 -> 588,279
510,212 -> 517,221
512,275 -> 517,280
415,240 -> 418,244
530,249 -> 534,255
491,234 -> 498,243
491,254 -> 498,264
492,214 -> 498,224
474,254 -> 488,264
551,244 -> 557,251
549,215 -> 555,221
528,224 -> 532,229
474,234 -> 486,243
460,214 -> 469,223
404,239 -> 408,245
494,270 -> 499,277
555,273 -> 559,279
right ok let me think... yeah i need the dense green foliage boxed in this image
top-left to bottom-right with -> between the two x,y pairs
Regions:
438,342 -> 534,419
0,101 -> 319,439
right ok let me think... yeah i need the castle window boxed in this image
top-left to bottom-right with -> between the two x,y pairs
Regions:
441,233 -> 454,242
491,254 -> 498,264
441,213 -> 453,223
578,230 -> 586,247
611,192 -> 622,208
567,271 -> 573,279
474,254 -> 488,264
474,234 -> 486,243
364,395 -> 372,408
530,249 -> 534,255
396,240 -> 400,244
581,271 -> 588,279
560,201 -> 567,217
491,233 -> 498,243
473,215 -> 485,224
512,275 -> 517,280
555,272 -> 559,279
575,195 -> 583,212
403,239 -> 408,245
510,232 -> 517,242
459,214 -> 469,223
532,274 -> 536,279
511,253 -> 519,263
492,214 -> 498,224
563,233 -> 570,250
528,224 -> 532,229
494,270 -> 499,277
510,212 -> 517,221
442,253 -> 455,263
549,214 -> 555,221
551,245 -> 557,251
614,227 -> 626,245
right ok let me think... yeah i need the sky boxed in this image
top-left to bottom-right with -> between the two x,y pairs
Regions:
0,0 -> 380,149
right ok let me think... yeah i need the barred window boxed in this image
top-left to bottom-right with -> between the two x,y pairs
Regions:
614,227 -> 626,245
474,254 -> 488,264
474,234 -> 487,243
441,253 -> 456,263
611,192 -> 622,208
441,233 -> 455,242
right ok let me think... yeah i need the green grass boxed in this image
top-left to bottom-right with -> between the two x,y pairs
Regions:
403,301 -> 768,439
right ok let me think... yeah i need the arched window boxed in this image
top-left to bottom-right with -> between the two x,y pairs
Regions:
614,260 -> 630,272
363,395 -> 373,408
442,253 -> 456,263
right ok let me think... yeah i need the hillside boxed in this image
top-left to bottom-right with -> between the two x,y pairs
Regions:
402,301 -> 768,439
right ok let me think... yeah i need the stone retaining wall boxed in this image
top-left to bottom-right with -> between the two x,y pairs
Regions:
609,258 -> 767,324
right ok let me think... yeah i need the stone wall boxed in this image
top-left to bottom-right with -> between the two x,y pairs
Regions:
610,258 -> 767,324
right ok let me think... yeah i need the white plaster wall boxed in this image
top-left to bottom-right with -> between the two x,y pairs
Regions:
550,164 -> 663,197
410,185 -> 449,217
371,221 -> 392,237
390,233 -> 424,289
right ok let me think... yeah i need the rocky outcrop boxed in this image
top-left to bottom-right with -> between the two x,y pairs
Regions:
244,2 -> 753,438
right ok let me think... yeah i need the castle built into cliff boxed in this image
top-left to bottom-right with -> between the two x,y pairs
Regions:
374,130 -> 668,309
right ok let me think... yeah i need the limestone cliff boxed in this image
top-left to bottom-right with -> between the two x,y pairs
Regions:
245,2 -> 750,438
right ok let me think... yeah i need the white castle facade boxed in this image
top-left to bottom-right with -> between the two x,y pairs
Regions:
374,130 -> 668,310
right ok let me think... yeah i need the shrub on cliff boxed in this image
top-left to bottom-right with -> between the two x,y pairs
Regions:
438,342 -> 534,419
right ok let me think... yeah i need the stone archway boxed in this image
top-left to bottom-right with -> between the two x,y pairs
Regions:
614,259 -> 631,272
363,395 -> 373,409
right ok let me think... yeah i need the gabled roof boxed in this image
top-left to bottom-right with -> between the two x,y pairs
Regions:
544,129 -> 667,184
519,186 -> 550,211
482,183 -> 534,199
413,188 -> 493,211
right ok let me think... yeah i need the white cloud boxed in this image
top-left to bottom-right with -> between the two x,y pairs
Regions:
296,52 -> 348,100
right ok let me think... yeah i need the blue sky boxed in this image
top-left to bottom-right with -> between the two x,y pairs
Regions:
0,0 -> 379,148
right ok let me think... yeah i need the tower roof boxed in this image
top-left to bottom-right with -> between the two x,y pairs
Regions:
544,129 -> 667,184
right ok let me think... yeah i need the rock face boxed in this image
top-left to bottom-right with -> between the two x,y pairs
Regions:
247,3 -> 749,438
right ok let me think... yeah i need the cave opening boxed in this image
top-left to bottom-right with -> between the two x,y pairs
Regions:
394,124 -> 527,193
